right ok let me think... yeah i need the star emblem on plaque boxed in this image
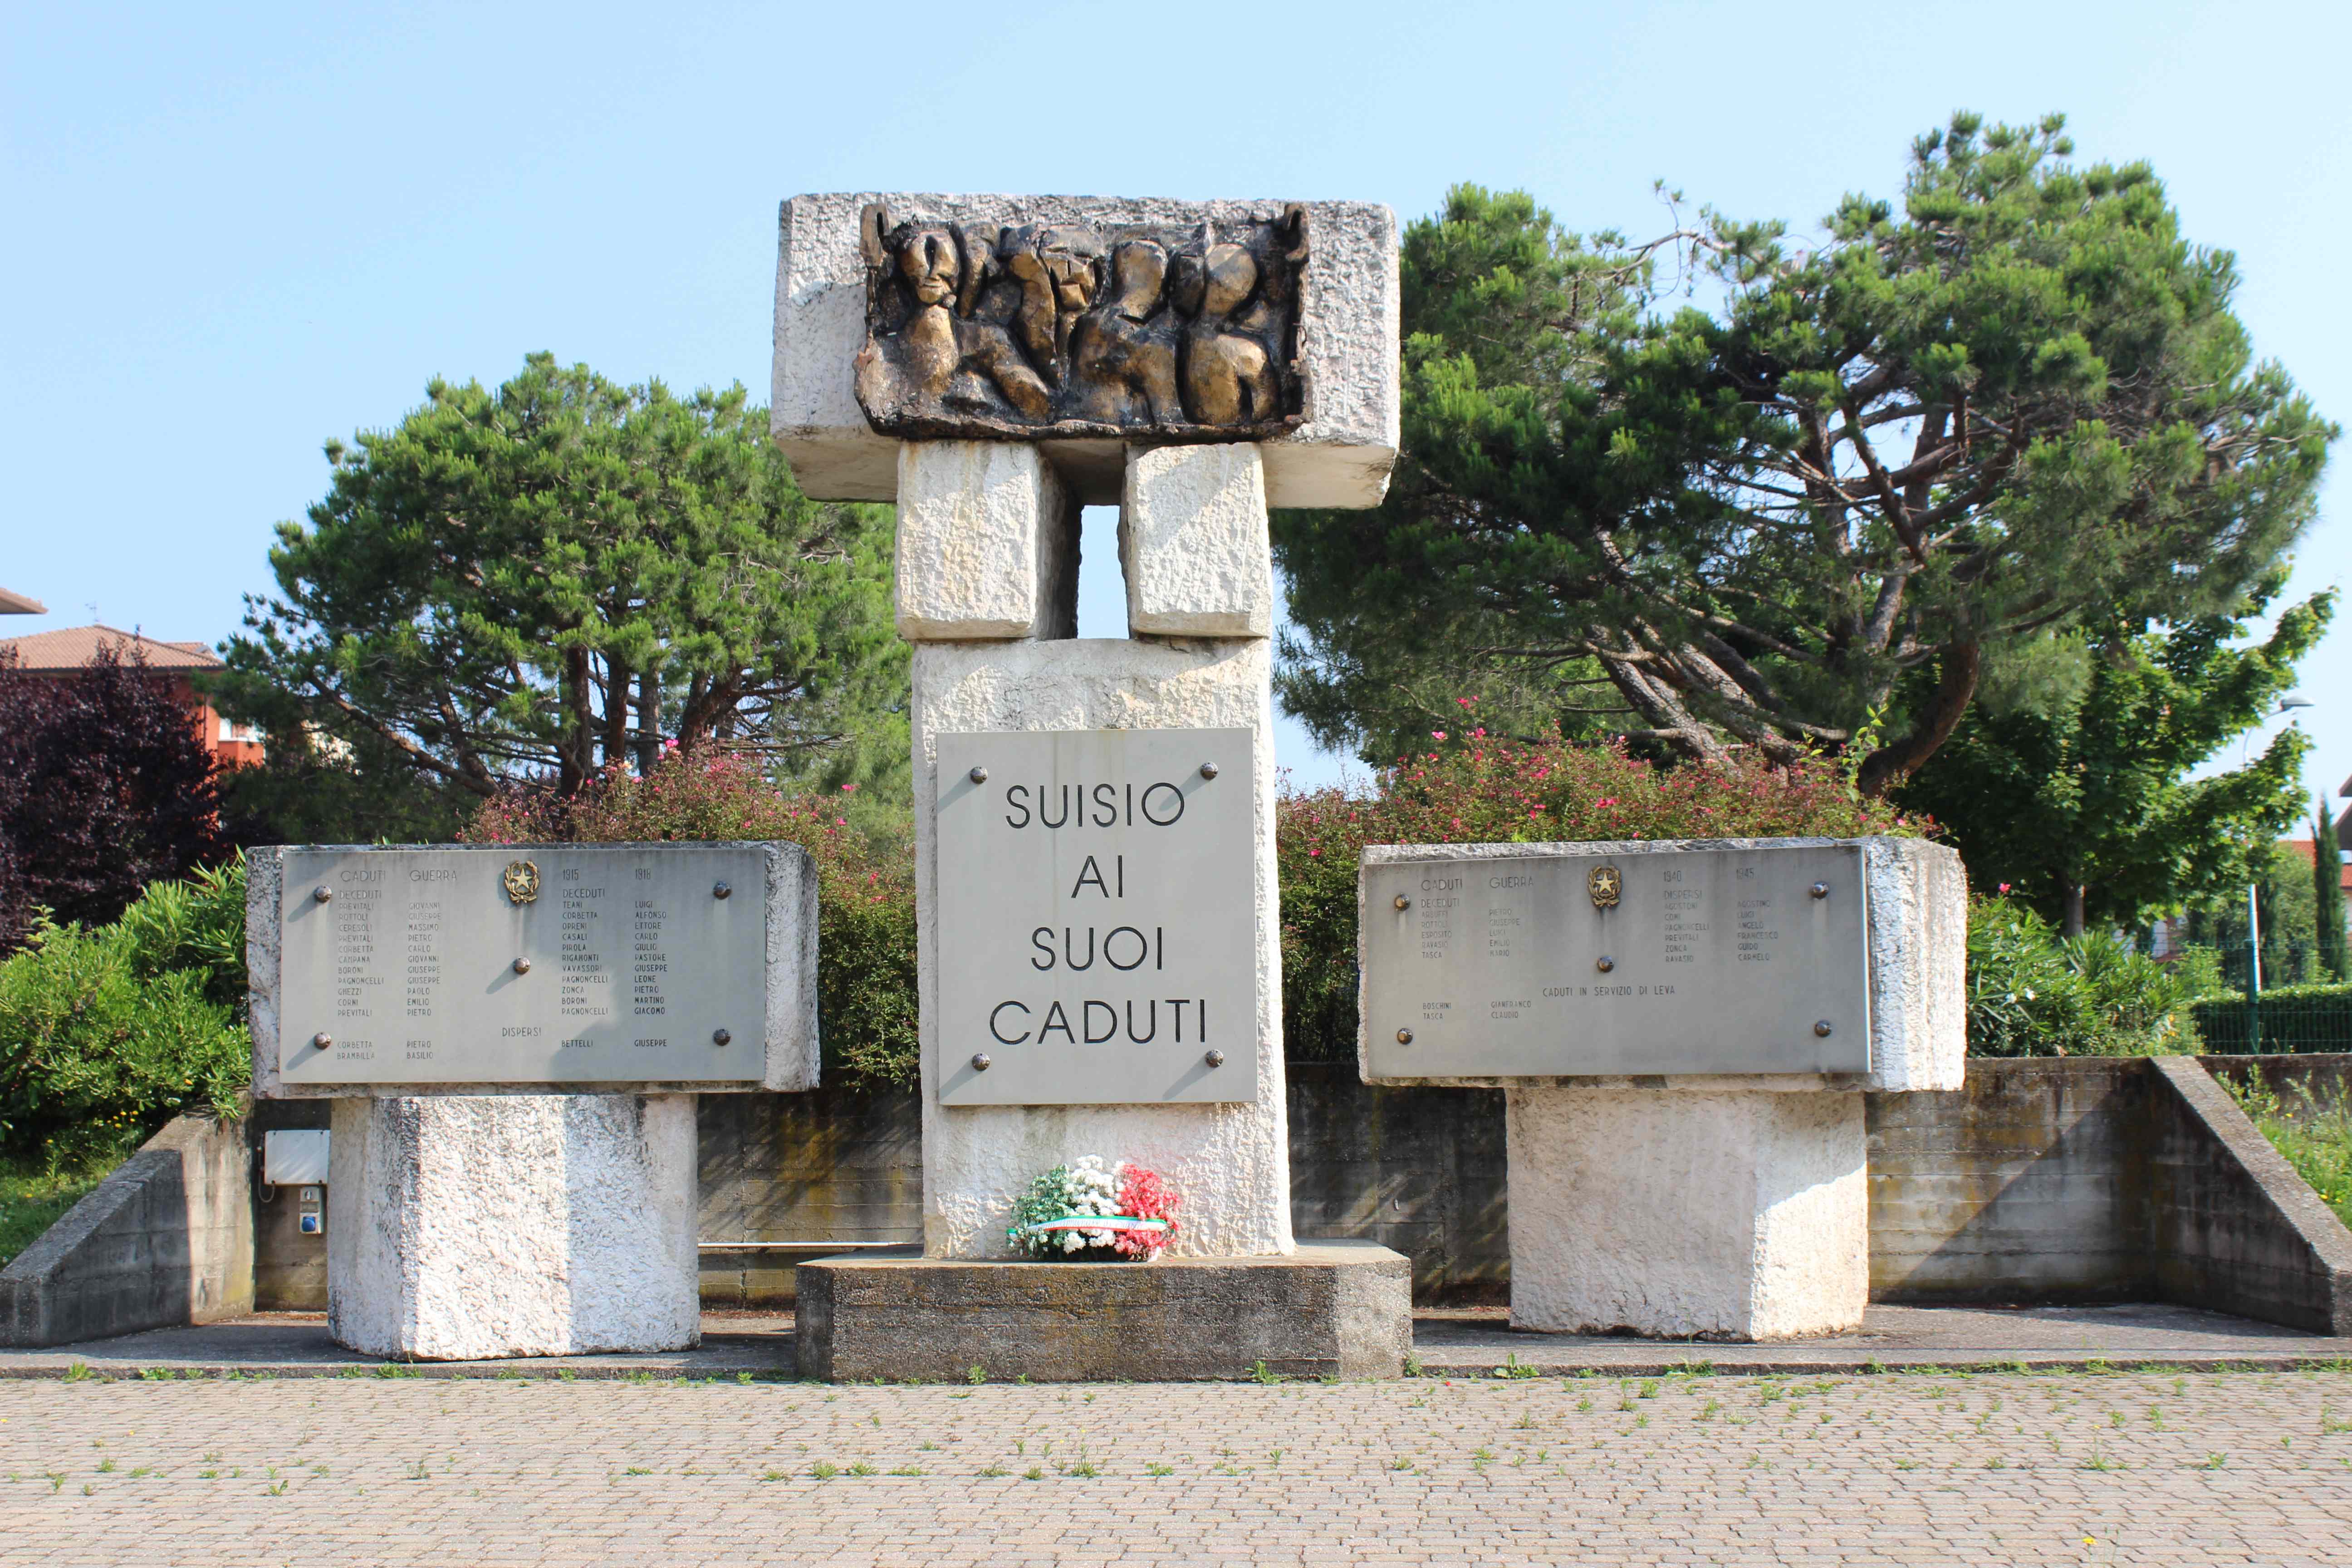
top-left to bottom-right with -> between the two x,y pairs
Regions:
501,860 -> 541,905
1586,864 -> 1622,911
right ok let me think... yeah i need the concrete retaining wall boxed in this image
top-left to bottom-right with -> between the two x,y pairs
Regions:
1867,1056 -> 2352,1333
0,1112 -> 255,1348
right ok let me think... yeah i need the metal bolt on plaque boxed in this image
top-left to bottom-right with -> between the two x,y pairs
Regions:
970,1052 -> 992,1071
968,765 -> 988,784
1396,1028 -> 1413,1045
1595,955 -> 1615,973
713,1028 -> 731,1046
1810,881 -> 1831,899
1393,894 -> 1411,910
313,886 -> 333,903
1199,761 -> 1219,779
312,1032 -> 332,1049
512,957 -> 531,975
1205,1049 -> 1225,1068
1813,1020 -> 1834,1037
713,881 -> 732,900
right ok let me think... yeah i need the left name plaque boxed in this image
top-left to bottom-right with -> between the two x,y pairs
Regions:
270,844 -> 779,1087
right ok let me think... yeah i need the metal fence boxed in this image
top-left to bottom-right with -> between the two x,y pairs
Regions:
2190,986 -> 2352,1054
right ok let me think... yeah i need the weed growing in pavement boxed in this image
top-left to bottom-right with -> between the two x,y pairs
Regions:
848,1461 -> 877,1476
759,1470 -> 786,1482
1390,1457 -> 1412,1471
1249,1361 -> 1284,1385
1022,1466 -> 1044,1481
809,1461 -> 838,1480
1402,1353 -> 1424,1377
1493,1355 -> 1539,1380
889,1464 -> 923,1477
2202,1453 -> 2227,1469
1146,1462 -> 1174,1476
45,1473 -> 64,1492
976,1463 -> 1008,1478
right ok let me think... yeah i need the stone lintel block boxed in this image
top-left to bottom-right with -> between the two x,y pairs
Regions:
1356,836 -> 1966,1093
794,1242 -> 1411,1381
911,637 -> 1291,1259
327,1094 -> 699,1360
1506,1083 -> 1867,1340
1120,444 -> 1272,637
773,193 -> 1399,510
894,442 -> 1076,640
243,844 -> 821,1096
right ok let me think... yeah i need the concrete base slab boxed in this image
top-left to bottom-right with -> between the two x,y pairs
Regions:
3,1302 -> 2347,1381
795,1241 -> 1411,1382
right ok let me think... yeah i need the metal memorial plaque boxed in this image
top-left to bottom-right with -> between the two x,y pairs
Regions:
935,728 -> 1258,1105
276,845 -> 768,1086
1361,844 -> 1871,1079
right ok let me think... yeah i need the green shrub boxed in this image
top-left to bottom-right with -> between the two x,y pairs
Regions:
2189,983 -> 2352,1054
0,901 -> 249,1167
1278,729 -> 1921,1063
468,754 -> 919,1090
1965,897 -> 2190,1057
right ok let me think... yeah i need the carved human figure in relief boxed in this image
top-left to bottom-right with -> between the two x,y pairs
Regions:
854,204 -> 1304,434
857,222 -> 1049,420
1172,243 -> 1283,426
1070,241 -> 1180,426
1002,225 -> 1103,391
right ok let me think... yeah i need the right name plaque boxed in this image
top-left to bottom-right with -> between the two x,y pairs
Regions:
1359,843 -> 1872,1080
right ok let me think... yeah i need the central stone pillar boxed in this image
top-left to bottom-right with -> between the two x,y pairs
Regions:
902,441 -> 1292,1256
775,192 -> 1411,1377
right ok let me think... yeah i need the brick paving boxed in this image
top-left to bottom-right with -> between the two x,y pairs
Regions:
1,1367 -> 2348,1565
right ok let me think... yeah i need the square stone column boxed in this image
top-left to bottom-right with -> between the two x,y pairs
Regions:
894,441 -> 1292,1259
328,1094 -> 699,1360
912,621 -> 1292,1259
1505,1085 -> 1867,1339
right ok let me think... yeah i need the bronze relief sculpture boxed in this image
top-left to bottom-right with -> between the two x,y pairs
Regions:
853,203 -> 1307,441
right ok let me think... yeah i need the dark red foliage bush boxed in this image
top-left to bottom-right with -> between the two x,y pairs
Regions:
0,644 -> 225,950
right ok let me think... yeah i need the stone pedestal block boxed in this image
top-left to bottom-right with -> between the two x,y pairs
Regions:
327,1095 -> 698,1360
1505,1084 -> 1867,1340
795,1242 -> 1411,1381
1120,444 -> 1273,637
893,442 -> 1077,640
913,634 -> 1292,1259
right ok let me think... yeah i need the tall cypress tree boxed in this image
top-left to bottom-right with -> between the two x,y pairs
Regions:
2317,794 -> 2350,982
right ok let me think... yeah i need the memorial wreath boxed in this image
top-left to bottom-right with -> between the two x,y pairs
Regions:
1007,1156 -> 1180,1260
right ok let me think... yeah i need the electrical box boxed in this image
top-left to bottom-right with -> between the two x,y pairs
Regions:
264,1128 -> 330,1185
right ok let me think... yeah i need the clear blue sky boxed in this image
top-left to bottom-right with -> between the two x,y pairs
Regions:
5,1 -> 2346,813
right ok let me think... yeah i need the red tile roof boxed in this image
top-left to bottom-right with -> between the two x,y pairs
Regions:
0,623 -> 223,673
0,587 -> 44,615
2285,838 -> 2352,892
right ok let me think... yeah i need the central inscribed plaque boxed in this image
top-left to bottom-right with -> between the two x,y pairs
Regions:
934,729 -> 1258,1105
1360,844 -> 1872,1079
856,203 -> 1307,441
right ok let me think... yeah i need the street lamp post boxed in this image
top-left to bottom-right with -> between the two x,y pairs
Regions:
2245,695 -> 2316,1053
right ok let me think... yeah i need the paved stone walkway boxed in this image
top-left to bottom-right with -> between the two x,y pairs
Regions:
1,1367 -> 2347,1564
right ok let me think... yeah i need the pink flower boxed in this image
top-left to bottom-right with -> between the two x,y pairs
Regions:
1433,730 -> 1448,741
1308,847 -> 1321,857
840,782 -> 858,793
1999,882 -> 2011,893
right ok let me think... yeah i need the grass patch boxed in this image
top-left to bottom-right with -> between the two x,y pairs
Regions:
2224,1076 -> 2352,1227
0,1157 -> 122,1269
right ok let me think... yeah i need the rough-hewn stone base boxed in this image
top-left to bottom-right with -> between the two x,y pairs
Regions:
1506,1085 -> 1867,1340
328,1095 -> 699,1360
794,1242 -> 1411,1381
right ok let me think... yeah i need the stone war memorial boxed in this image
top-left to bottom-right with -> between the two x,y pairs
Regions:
778,193 -> 1416,1380
247,843 -> 819,1360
